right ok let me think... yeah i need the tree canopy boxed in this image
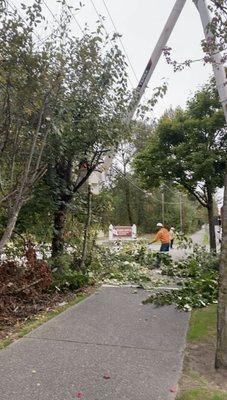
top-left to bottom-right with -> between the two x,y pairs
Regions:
135,80 -> 226,250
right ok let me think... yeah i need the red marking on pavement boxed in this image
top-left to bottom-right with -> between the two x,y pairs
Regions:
75,392 -> 84,398
103,373 -> 111,380
170,386 -> 178,393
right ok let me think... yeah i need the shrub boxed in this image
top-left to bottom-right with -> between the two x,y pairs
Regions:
51,270 -> 92,292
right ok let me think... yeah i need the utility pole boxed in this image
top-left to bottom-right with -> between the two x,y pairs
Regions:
193,0 -> 227,122
80,185 -> 92,270
162,192 -> 165,225
179,193 -> 183,233
192,0 -> 227,371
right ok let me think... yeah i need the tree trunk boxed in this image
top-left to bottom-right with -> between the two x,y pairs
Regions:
51,160 -> 73,267
125,183 -> 133,225
80,185 -> 92,270
0,200 -> 23,253
207,188 -> 216,252
215,167 -> 227,370
122,160 -> 133,225
52,201 -> 68,261
0,99 -> 48,253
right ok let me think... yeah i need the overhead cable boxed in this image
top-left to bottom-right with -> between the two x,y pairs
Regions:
43,0 -> 60,25
89,0 -> 109,37
88,0 -> 134,88
64,0 -> 84,34
112,165 -> 160,202
7,0 -> 41,41
101,0 -> 138,84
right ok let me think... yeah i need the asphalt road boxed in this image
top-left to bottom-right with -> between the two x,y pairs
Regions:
0,287 -> 189,400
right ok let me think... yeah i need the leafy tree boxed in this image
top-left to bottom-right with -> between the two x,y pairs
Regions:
162,0 -> 227,372
205,0 -> 227,63
135,82 -> 226,251
0,1 -> 129,259
107,169 -> 202,234
106,120 -> 202,234
44,30 -> 129,265
108,122 -> 156,226
0,1 -> 69,251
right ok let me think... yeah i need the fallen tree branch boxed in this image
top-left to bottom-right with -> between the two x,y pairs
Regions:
3,278 -> 43,295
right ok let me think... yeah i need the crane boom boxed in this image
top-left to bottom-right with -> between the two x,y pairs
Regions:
89,0 -> 227,194
126,0 -> 187,123
89,0 -> 187,193
193,0 -> 227,122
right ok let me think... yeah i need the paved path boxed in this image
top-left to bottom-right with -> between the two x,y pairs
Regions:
0,287 -> 189,400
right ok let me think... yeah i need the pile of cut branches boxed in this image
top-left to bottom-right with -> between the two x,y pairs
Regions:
143,247 -> 219,310
0,245 -> 52,329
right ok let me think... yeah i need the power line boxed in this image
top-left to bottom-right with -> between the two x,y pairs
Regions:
88,0 -> 134,89
112,165 -> 159,202
64,0 -> 84,34
7,0 -> 41,41
114,156 -> 184,204
8,0 -> 58,46
163,183 -> 187,201
43,0 -> 60,26
114,155 -> 158,199
43,0 -> 84,35
89,0 -> 109,37
113,165 -> 186,232
101,0 -> 138,84
162,183 -> 177,195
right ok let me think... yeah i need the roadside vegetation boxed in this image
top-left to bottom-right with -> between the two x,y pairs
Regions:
177,305 -> 227,400
1,0 -> 227,383
143,246 -> 219,310
0,236 -> 219,347
0,1 -> 210,346
0,291 -> 89,349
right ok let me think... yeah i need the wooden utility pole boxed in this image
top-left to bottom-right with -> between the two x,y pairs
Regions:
162,192 -> 165,225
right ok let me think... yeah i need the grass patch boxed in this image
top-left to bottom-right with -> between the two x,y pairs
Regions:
0,291 -> 90,350
177,388 -> 227,400
178,305 -> 227,399
187,304 -> 217,342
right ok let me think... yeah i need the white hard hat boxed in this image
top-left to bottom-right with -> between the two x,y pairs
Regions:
170,227 -> 175,230
156,223 -> 163,227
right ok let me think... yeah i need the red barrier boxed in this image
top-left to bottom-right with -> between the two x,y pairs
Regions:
113,226 -> 132,238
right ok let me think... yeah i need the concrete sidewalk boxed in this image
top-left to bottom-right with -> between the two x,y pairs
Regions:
0,287 -> 189,400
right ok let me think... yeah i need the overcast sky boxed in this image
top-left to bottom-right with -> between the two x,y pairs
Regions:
12,0 -> 214,118
78,0 -> 213,118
